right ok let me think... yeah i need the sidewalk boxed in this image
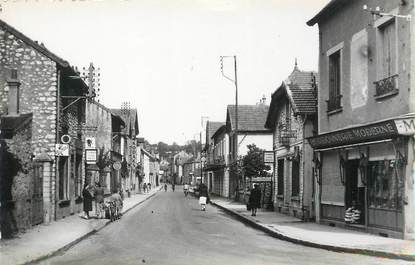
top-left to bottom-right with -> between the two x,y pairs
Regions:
0,187 -> 161,265
210,197 -> 415,261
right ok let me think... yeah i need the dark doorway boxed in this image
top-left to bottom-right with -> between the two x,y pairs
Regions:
277,159 -> 284,196
32,164 -> 44,225
345,159 -> 365,225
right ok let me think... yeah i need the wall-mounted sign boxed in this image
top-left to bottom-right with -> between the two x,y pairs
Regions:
263,151 -> 275,163
280,130 -> 297,138
85,137 -> 96,149
308,120 -> 398,149
395,118 -> 415,136
55,144 -> 69,156
251,177 -> 272,182
60,134 -> 71,144
85,149 -> 97,164
113,161 -> 121,170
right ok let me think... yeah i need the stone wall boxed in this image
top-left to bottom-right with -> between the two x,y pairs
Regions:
56,100 -> 85,219
0,27 -> 59,228
0,29 -> 58,158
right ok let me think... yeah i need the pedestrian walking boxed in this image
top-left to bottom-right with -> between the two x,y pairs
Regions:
108,191 -> 123,219
171,183 -> 175,192
183,183 -> 189,197
248,184 -> 261,216
199,183 -> 209,211
82,183 -> 93,219
94,182 -> 105,218
164,183 -> 167,192
143,183 -> 147,193
148,182 -> 151,191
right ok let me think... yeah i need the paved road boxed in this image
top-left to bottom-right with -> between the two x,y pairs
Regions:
37,186 -> 414,265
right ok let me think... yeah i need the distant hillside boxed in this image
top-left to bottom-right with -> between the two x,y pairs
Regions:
145,140 -> 201,159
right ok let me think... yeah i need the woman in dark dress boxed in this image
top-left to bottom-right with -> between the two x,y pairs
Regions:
82,183 -> 93,219
248,184 -> 261,216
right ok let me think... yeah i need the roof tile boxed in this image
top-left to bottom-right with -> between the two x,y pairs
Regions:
227,104 -> 270,132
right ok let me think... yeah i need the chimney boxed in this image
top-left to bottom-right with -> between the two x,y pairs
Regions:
7,69 -> 20,116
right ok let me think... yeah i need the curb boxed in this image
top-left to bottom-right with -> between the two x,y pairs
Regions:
211,201 -> 415,262
21,188 -> 161,265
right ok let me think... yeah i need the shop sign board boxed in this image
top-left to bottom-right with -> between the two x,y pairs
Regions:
395,118 -> 415,136
251,177 -> 272,182
308,120 -> 398,149
85,149 -> 97,164
55,144 -> 69,156
263,151 -> 275,163
113,161 -> 122,170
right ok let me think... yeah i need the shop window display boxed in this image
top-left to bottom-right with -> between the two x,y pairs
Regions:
368,160 -> 403,210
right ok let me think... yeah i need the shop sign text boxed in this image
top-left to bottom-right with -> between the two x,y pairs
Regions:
395,118 -> 415,136
308,121 -> 397,148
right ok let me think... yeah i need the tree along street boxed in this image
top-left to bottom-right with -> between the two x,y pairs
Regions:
36,187 -> 412,265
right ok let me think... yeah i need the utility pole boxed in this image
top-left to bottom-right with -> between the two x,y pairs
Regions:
220,55 -> 239,198
234,56 -> 238,163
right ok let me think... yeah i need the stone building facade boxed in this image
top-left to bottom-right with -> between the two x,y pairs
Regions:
0,19 -> 87,236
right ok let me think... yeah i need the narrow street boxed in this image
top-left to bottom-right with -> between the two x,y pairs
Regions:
36,187 -> 413,265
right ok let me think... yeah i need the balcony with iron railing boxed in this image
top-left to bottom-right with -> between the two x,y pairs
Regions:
326,94 -> 342,114
206,153 -> 215,165
374,74 -> 399,99
205,153 -> 226,167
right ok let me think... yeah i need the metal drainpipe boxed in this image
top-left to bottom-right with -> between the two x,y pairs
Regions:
301,115 -> 307,221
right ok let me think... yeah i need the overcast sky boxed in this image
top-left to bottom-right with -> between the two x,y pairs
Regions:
2,0 -> 328,145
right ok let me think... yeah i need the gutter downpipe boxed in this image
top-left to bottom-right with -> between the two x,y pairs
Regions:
302,114 -> 307,221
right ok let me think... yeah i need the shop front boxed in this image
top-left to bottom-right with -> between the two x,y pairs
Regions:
309,115 -> 415,239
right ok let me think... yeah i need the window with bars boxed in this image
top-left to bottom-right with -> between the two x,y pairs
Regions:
327,50 -> 342,112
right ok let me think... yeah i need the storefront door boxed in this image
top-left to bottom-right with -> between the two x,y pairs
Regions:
345,160 -> 365,225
